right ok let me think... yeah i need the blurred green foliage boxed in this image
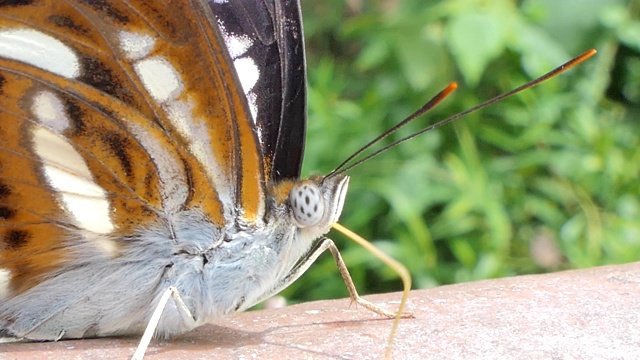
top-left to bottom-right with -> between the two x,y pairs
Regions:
280,0 -> 640,304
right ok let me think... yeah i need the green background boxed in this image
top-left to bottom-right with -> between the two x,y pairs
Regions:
278,0 -> 640,304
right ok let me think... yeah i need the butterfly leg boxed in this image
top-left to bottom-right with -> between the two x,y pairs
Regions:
132,286 -> 195,360
323,238 -> 410,318
259,237 -> 406,318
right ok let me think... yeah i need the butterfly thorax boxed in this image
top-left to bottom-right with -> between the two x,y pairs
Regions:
151,174 -> 349,337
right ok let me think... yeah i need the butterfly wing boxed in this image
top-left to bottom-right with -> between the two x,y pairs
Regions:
210,0 -> 307,181
0,0 -> 266,338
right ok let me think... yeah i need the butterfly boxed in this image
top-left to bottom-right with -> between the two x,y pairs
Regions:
0,0 -> 597,357
0,0 -> 408,351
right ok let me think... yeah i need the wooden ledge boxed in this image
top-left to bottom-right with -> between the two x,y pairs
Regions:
3,262 -> 639,359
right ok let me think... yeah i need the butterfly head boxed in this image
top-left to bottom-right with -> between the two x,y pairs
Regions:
268,174 -> 349,241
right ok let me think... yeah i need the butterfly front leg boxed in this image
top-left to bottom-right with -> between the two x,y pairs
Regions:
253,237 -> 405,319
324,239 -> 408,318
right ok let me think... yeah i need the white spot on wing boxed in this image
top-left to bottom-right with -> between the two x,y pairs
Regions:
31,91 -> 70,133
0,28 -> 80,78
32,127 -> 92,178
164,99 -> 198,140
0,268 -> 11,300
225,35 -> 251,58
118,31 -> 156,60
189,138 -> 233,210
163,100 -> 234,210
32,127 -> 114,234
233,57 -> 259,93
50,189 -> 113,235
245,91 -> 258,123
134,57 -> 184,103
126,122 -> 188,213
233,57 -> 259,122
42,164 -> 106,203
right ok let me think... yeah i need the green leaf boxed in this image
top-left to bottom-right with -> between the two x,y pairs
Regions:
445,11 -> 506,85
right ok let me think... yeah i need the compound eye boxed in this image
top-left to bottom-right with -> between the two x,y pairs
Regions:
289,182 -> 324,227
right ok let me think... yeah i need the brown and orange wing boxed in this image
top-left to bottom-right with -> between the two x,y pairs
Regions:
0,0 -> 265,295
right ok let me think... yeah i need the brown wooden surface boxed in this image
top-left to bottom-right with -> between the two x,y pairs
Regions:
2,262 -> 639,359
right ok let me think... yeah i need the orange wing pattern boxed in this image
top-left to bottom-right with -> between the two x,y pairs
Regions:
0,0 -> 264,295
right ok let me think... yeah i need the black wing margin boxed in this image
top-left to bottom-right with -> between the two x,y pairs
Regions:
208,0 -> 307,181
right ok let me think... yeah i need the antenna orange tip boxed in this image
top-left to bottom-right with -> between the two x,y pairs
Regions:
576,49 -> 597,64
442,82 -> 458,97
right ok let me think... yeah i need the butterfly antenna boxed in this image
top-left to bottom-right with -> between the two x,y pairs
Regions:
326,82 -> 458,179
329,48 -> 597,176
